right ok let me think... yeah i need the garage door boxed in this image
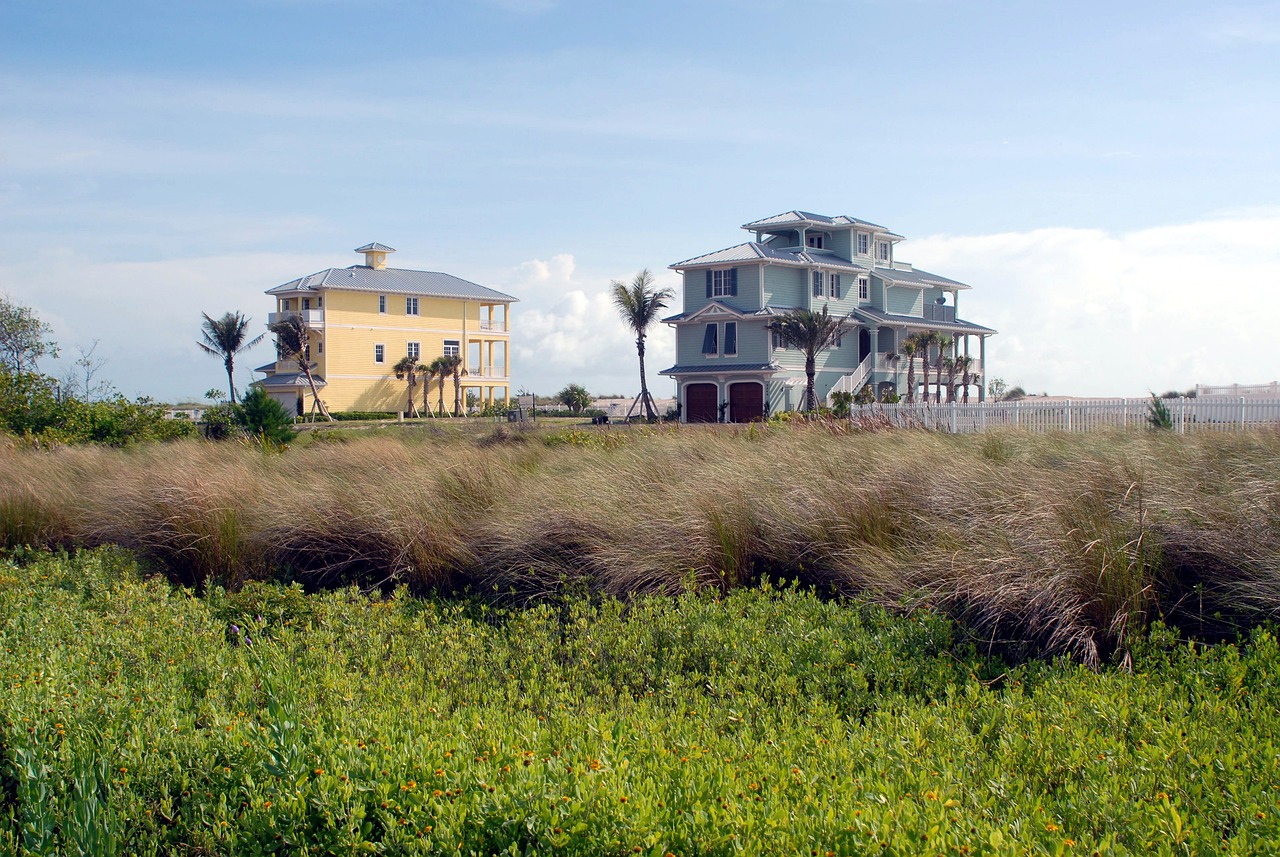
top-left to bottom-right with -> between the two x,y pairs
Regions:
729,382 -> 764,423
685,383 -> 718,423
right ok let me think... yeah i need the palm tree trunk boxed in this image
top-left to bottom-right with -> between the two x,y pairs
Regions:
636,336 -> 656,420
962,365 -> 971,404
298,362 -> 333,422
920,354 -> 930,406
452,371 -> 462,417
804,354 -> 817,412
224,358 -> 237,405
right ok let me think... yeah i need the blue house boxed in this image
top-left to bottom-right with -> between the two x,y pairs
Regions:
660,211 -> 997,423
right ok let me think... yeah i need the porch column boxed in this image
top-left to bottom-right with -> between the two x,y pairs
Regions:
978,335 -> 987,402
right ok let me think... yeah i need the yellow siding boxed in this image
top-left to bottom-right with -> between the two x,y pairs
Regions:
264,287 -> 511,413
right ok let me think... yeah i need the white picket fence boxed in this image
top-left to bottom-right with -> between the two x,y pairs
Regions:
851,397 -> 1280,434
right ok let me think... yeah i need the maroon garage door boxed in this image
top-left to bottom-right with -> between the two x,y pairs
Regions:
685,383 -> 718,423
729,382 -> 764,423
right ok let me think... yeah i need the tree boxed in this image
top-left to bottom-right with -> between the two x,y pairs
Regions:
766,306 -> 848,412
942,356 -> 961,403
0,294 -> 58,374
393,355 -> 425,418
610,269 -> 674,421
935,335 -> 953,404
431,353 -> 463,417
426,356 -> 449,417
955,354 -> 974,403
557,383 -> 592,414
62,340 -> 114,402
987,377 -> 1008,402
267,314 -> 332,421
236,386 -> 297,445
198,311 -> 265,405
900,339 -> 918,404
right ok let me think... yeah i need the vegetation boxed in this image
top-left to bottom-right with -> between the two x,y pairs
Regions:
236,387 -> 298,445
0,294 -> 58,374
610,270 -> 673,421
766,307 -> 848,412
393,356 -> 426,419
2,548 -> 1279,854
2,425 -> 1279,668
556,383 -> 593,414
198,311 -> 266,405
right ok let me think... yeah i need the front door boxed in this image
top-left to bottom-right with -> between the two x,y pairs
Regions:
859,329 -> 872,361
729,382 -> 764,423
685,383 -> 718,423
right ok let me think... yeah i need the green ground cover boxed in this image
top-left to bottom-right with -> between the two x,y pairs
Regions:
3,548 -> 1279,855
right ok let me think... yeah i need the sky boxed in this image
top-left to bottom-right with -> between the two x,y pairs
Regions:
1,0 -> 1278,402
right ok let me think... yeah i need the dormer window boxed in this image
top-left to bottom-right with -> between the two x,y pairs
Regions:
857,233 -> 869,255
806,233 -> 826,249
877,241 -> 890,263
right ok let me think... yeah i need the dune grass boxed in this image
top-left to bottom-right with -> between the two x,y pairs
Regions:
2,422 -> 1279,665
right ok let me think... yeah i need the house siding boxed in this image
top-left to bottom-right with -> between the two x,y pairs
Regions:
887,286 -> 923,316
763,265 -> 805,309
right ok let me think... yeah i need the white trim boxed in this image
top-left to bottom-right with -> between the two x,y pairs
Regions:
319,323 -> 509,337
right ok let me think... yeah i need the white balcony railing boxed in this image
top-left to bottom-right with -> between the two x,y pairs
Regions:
478,320 -> 507,332
268,309 -> 324,328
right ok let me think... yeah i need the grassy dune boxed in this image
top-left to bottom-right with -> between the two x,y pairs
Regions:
2,422 -> 1279,665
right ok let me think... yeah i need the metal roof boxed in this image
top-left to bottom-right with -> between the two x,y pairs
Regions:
671,242 -> 870,273
251,372 -> 328,389
354,242 -> 396,253
851,306 -> 997,335
873,265 -> 970,290
266,266 -> 518,302
741,210 -> 902,238
659,362 -> 780,376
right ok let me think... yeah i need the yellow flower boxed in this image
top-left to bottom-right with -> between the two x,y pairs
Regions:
1045,823 -> 1060,832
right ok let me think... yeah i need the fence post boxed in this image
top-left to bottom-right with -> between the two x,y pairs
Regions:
950,400 -> 957,433
1066,399 -> 1072,432
1015,400 -> 1020,429
1241,397 -> 1247,430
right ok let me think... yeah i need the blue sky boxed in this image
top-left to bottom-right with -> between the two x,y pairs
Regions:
2,0 -> 1278,401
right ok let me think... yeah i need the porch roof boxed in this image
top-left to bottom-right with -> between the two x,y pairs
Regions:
659,362 -> 780,376
250,372 -> 327,389
852,307 -> 998,335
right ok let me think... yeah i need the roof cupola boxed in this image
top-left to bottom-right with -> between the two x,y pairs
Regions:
354,242 -> 396,271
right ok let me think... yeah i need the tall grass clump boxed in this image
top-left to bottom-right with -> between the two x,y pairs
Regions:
1,423 -> 1278,662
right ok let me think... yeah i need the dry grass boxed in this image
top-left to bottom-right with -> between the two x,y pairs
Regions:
3,423 -> 1279,665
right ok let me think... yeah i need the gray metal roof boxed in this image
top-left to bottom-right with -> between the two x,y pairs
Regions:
671,242 -> 870,273
852,306 -> 997,335
354,242 -> 396,253
266,266 -> 518,302
659,362 -> 780,376
741,211 -> 902,238
873,265 -> 971,290
251,372 -> 328,389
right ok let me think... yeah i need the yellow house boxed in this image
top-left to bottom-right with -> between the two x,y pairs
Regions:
254,243 -> 516,415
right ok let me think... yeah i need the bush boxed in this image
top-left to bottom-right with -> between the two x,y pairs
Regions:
237,388 -> 297,445
331,411 -> 399,422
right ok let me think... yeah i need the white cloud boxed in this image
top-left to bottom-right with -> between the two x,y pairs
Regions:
908,212 -> 1280,397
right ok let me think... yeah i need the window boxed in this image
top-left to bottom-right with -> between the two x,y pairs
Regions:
858,233 -> 869,255
302,298 -> 311,310
407,342 -> 420,360
772,330 -> 786,350
375,344 -> 385,363
701,323 -> 718,355
806,233 -> 825,249
858,276 -> 869,300
723,322 -> 737,356
443,339 -> 460,358
705,268 -> 738,298
282,299 -> 293,311
406,296 -> 419,315
877,241 -> 890,262
830,273 -> 841,299
812,271 -> 824,298
378,294 -> 387,314
317,340 -> 323,354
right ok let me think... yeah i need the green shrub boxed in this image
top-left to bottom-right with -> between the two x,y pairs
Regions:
236,388 -> 297,445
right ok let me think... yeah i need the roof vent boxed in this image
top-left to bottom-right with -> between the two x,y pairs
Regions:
355,242 -> 396,271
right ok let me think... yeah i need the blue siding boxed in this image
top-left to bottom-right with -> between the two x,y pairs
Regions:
763,266 -> 804,308
887,286 -> 922,316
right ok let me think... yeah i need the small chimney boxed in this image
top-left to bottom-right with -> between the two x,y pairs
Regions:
354,242 -> 396,271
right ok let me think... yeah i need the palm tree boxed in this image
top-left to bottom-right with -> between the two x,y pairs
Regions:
915,331 -> 937,405
426,356 -> 449,417
955,354 -> 974,403
766,306 -> 848,412
267,314 -> 333,422
610,269 -> 674,421
900,338 -> 918,404
433,353 -> 464,416
393,355 -> 425,418
935,335 -> 954,404
197,311 -> 264,404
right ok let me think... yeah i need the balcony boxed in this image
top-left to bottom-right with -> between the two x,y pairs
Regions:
268,309 -> 325,329
922,303 -> 956,323
478,319 -> 507,332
